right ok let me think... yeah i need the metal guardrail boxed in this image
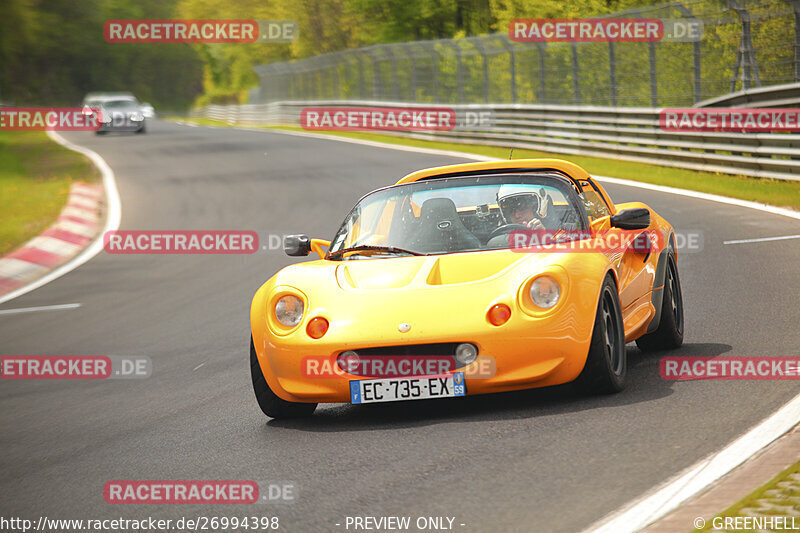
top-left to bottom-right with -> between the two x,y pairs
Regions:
191,101 -> 800,182
696,81 -> 800,108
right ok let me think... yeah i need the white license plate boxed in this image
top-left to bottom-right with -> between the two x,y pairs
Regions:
350,373 -> 466,404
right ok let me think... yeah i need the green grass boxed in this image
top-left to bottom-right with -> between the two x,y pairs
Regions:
173,118 -> 800,211
0,131 -> 99,255
699,461 -> 800,532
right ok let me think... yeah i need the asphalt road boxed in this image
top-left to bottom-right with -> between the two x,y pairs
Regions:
1,120 -> 800,532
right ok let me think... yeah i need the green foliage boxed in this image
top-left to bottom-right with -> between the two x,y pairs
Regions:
2,0 -> 794,108
0,0 -> 203,109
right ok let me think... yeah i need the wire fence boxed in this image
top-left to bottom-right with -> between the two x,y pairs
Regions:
251,0 -> 798,108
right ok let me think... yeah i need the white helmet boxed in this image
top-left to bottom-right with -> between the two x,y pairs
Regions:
496,185 -> 541,224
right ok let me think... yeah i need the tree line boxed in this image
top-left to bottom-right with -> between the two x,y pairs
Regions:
0,0 -> 660,109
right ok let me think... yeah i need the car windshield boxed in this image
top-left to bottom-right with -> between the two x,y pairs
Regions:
328,173 -> 588,258
102,99 -> 138,109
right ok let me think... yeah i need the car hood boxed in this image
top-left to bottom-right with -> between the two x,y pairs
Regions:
272,249 -> 561,294
335,252 -> 529,289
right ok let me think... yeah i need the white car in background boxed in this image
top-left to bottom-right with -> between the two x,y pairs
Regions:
140,103 -> 155,119
81,92 -> 147,134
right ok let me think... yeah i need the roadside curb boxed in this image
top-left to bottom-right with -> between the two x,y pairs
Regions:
642,422 -> 800,532
0,182 -> 104,296
0,130 -> 121,306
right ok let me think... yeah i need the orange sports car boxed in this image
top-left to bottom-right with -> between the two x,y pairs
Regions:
250,159 -> 683,418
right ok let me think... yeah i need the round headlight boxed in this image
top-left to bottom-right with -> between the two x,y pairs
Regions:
529,276 -> 561,309
275,295 -> 304,327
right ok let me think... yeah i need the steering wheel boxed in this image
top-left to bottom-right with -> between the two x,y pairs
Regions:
488,223 -> 530,241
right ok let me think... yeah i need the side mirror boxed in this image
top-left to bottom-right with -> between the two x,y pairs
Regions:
611,208 -> 650,230
284,234 -> 311,256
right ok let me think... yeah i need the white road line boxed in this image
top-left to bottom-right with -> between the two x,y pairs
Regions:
0,303 -> 81,316
0,131 -> 121,306
584,393 -> 800,533
592,175 -> 800,222
238,126 -> 800,532
192,361 -> 208,371
723,234 -> 800,245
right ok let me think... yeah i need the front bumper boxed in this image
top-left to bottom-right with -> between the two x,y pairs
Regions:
252,294 -> 597,404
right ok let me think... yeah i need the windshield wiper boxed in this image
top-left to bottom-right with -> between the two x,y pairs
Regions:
328,245 -> 423,260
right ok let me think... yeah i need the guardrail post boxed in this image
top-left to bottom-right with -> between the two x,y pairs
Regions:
609,41 -> 617,106
468,37 -> 490,103
364,47 -> 382,100
329,55 -> 340,99
649,41 -> 658,107
404,43 -> 417,102
673,3 -> 703,103
499,35 -> 517,103
273,64 -> 285,102
447,41 -> 465,103
309,60 -> 318,100
536,43 -> 547,103
787,0 -> 800,82
727,0 -> 761,91
571,43 -> 580,105
426,41 -> 440,103
385,45 -> 400,100
692,35 -> 702,103
355,51 -> 367,99
343,52 -> 356,99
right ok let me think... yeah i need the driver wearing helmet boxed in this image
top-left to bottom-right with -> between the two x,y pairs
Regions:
497,190 -> 545,230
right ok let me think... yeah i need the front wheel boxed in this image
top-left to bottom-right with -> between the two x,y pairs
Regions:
635,255 -> 684,352
250,336 -> 316,419
575,274 -> 627,394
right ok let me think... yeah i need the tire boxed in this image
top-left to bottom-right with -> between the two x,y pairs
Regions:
575,274 -> 627,394
135,125 -> 146,134
250,336 -> 316,419
635,255 -> 684,352
95,130 -> 107,135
